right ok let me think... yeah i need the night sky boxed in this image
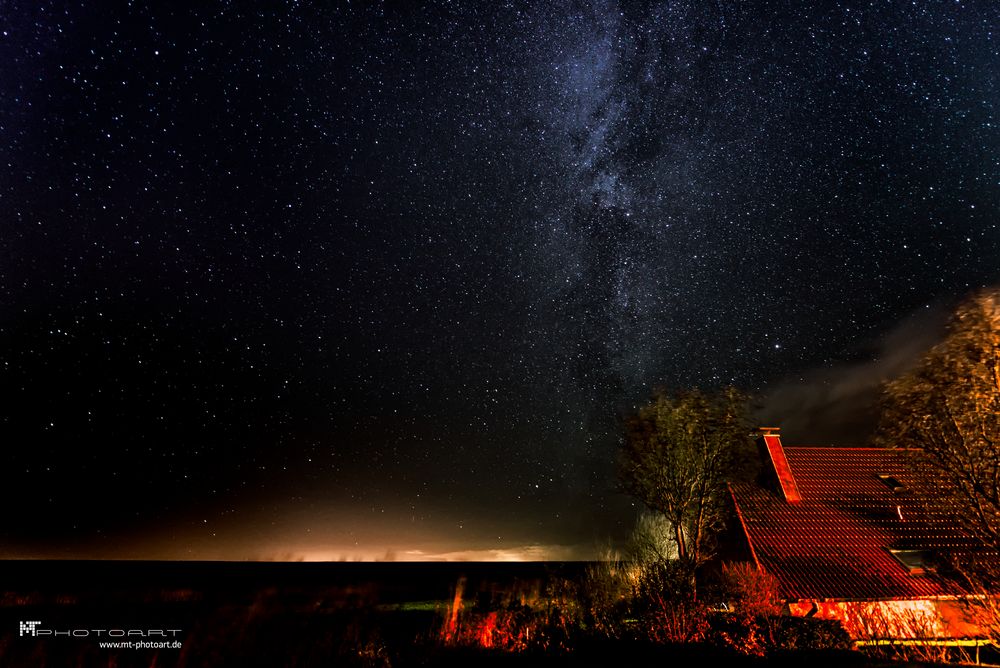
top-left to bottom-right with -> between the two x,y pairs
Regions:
3,1 -> 999,561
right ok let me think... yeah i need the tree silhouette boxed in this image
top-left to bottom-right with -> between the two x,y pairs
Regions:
877,288 -> 1000,552
619,387 -> 754,568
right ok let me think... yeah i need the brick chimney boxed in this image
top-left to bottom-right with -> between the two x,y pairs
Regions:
757,427 -> 802,503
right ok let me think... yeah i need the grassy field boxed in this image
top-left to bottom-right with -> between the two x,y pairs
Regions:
0,560 -> 966,667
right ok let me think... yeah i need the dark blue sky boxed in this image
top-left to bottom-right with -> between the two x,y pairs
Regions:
2,1 -> 998,559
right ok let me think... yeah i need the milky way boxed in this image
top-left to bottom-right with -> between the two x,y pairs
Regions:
2,1 -> 999,559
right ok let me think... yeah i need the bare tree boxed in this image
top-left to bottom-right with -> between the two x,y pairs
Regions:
876,289 -> 1000,646
627,511 -> 677,564
877,288 -> 1000,551
619,387 -> 754,568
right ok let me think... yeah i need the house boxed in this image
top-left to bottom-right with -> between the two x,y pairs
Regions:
727,427 -> 988,645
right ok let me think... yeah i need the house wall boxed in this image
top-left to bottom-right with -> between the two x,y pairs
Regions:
785,598 -> 981,641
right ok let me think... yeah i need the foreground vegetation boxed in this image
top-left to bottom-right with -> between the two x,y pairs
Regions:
2,558 -> 967,668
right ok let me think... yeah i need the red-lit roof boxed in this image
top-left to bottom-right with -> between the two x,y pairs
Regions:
729,447 -> 977,601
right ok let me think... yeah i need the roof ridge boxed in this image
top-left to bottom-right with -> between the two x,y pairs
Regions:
783,446 -> 920,451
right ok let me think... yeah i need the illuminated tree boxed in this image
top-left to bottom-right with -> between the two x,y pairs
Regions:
878,288 -> 1000,551
619,387 -> 754,567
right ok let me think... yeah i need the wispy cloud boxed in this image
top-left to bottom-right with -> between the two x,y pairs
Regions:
756,304 -> 949,445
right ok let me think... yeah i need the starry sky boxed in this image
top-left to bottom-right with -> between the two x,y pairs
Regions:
2,1 -> 999,561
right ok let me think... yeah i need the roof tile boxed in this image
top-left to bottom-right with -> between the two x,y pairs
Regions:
729,447 -> 975,601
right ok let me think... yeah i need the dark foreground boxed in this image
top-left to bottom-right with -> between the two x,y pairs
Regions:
0,560 -> 951,667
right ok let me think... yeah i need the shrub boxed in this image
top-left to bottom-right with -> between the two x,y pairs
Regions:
768,615 -> 853,652
715,561 -> 781,618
